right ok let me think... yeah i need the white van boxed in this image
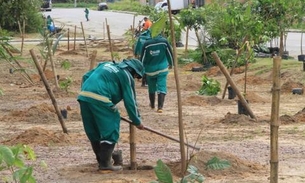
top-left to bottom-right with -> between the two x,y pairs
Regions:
154,0 -> 188,14
41,0 -> 52,12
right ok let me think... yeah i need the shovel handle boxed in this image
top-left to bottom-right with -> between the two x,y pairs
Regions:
121,117 -> 200,151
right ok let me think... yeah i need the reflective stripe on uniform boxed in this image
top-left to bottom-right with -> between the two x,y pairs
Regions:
79,91 -> 111,103
145,68 -> 168,76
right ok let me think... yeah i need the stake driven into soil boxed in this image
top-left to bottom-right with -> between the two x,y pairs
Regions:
120,117 -> 200,150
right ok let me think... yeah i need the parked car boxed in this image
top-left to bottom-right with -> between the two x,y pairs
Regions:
98,2 -> 108,11
41,0 -> 52,12
154,1 -> 168,12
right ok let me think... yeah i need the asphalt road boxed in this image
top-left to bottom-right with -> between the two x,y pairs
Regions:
43,8 -> 302,58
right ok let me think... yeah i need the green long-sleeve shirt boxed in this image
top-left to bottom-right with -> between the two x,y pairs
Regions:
78,62 -> 141,125
140,35 -> 173,76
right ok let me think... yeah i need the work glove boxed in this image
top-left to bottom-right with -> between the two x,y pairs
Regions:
136,123 -> 144,130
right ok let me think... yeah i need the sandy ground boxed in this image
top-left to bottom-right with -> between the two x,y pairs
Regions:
1,39 -> 305,183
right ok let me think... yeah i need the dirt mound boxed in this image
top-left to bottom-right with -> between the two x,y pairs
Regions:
168,150 -> 266,179
245,91 -> 270,103
280,114 -> 297,125
1,127 -> 74,146
281,80 -> 304,93
1,103 -> 57,123
182,62 -> 204,71
183,95 -> 224,106
220,112 -> 256,125
293,108 -> 305,122
206,66 -> 222,76
237,75 -> 270,85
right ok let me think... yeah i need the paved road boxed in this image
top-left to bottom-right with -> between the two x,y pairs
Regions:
43,8 -> 303,58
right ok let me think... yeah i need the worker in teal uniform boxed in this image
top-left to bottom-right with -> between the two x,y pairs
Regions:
84,8 -> 89,21
140,35 -> 173,113
77,59 -> 145,171
134,29 -> 152,87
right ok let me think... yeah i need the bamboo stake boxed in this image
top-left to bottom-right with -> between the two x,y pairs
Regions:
129,124 -> 137,170
67,28 -> 70,51
184,27 -> 189,56
106,24 -> 114,61
89,50 -> 97,70
167,0 -> 187,174
29,49 -> 68,134
80,22 -> 89,57
212,52 -> 257,120
270,56 -> 281,183
74,25 -> 76,50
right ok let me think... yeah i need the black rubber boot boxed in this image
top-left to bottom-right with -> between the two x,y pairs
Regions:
157,93 -> 166,113
141,74 -> 147,87
149,93 -> 155,109
90,141 -> 101,164
98,143 -> 122,171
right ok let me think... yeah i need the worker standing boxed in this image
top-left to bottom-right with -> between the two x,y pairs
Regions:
140,35 -> 173,113
84,8 -> 89,21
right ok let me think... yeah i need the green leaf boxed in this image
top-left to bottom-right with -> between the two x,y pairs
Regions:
0,145 -> 15,166
154,159 -> 173,183
151,15 -> 167,38
206,156 -> 231,170
52,33 -> 65,55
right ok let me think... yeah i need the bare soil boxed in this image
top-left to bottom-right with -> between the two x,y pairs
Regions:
1,39 -> 305,183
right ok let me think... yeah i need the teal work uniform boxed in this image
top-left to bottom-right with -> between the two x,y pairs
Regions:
140,35 -> 173,94
134,30 -> 151,58
77,61 -> 141,143
85,8 -> 89,21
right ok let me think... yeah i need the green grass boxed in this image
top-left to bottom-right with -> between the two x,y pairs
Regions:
249,57 -> 304,75
52,0 -> 148,14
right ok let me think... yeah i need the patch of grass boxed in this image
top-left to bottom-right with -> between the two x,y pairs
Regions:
249,57 -> 303,75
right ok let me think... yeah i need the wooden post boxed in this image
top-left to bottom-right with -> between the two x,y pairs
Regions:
184,27 -> 189,56
67,28 -> 70,51
80,22 -> 89,57
106,24 -> 114,61
167,0 -> 187,174
212,52 -> 257,120
74,25 -> 76,50
129,125 -> 137,170
103,22 -> 105,40
270,56 -> 281,183
89,50 -> 97,70
29,49 -> 68,134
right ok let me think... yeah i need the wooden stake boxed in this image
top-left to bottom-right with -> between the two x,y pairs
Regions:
212,52 -> 257,120
270,56 -> 281,183
80,22 -> 89,57
29,49 -> 68,134
129,125 -> 137,170
89,50 -> 97,70
184,27 -> 189,56
67,28 -> 70,51
167,0 -> 187,174
74,25 -> 76,50
106,24 -> 114,61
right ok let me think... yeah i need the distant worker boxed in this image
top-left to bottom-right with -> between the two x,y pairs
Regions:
142,17 -> 152,31
84,8 -> 90,21
46,15 -> 55,33
134,30 -> 152,87
140,34 -> 174,113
